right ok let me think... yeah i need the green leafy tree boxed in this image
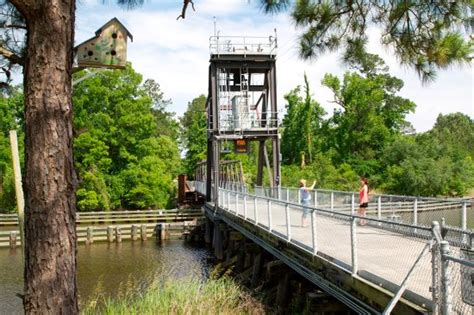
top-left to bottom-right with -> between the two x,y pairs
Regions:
73,65 -> 181,210
0,87 -> 23,212
180,95 -> 207,177
322,53 -> 415,177
430,113 -> 474,159
281,74 -> 326,166
382,120 -> 474,197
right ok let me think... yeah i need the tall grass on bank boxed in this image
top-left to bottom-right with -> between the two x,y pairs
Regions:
82,276 -> 264,315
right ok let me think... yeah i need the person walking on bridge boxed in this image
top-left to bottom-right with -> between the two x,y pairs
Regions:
358,178 -> 369,225
300,179 -> 316,227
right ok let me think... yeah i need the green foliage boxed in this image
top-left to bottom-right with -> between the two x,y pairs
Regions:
277,55 -> 473,197
281,74 -> 326,166
180,95 -> 207,177
289,1 -> 473,82
321,53 -> 415,178
0,87 -> 24,212
73,65 -> 181,210
281,153 -> 359,191
381,114 -> 474,196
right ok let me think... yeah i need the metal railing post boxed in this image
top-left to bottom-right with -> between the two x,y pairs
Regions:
311,210 -> 317,255
227,190 -> 230,210
314,190 -> 318,207
461,202 -> 467,231
431,239 -> 440,315
413,199 -> 418,226
243,195 -> 248,220
377,196 -> 382,226
285,203 -> 291,241
254,197 -> 259,225
351,193 -> 355,215
330,192 -> 334,211
267,199 -> 272,231
462,202 -> 468,245
440,241 -> 452,314
235,193 -> 239,214
351,216 -> 358,275
297,188 -> 301,204
286,188 -> 289,202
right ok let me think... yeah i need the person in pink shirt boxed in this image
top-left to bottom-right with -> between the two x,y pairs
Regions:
358,178 -> 369,225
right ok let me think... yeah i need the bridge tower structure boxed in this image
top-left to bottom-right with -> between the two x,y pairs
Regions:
206,33 -> 280,203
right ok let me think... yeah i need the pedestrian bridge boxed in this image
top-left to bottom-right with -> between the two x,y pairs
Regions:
191,181 -> 473,314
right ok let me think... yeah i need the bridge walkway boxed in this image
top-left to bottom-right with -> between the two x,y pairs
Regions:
197,184 -> 473,314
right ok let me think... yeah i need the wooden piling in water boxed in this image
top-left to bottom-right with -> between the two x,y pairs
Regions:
86,227 -> 94,245
213,223 -> 224,260
140,224 -> 147,241
131,224 -> 138,241
204,218 -> 212,244
251,252 -> 263,287
9,231 -> 17,249
115,226 -> 122,243
276,273 -> 289,308
107,226 -> 114,242
155,224 -> 162,242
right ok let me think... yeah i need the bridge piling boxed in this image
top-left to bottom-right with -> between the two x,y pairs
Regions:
115,226 -> 122,243
213,222 -> 224,260
204,218 -> 212,244
86,227 -> 94,245
131,225 -> 138,241
140,224 -> 147,241
9,231 -> 17,249
251,252 -> 263,287
107,226 -> 114,243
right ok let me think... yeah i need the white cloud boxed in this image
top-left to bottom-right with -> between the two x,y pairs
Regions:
75,3 -> 473,132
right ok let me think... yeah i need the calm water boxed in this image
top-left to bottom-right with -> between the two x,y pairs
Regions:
0,240 -> 212,314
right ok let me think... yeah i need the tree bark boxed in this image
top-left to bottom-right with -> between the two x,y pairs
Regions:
17,1 -> 78,313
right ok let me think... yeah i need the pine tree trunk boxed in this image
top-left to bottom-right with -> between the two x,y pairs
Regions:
19,1 -> 78,313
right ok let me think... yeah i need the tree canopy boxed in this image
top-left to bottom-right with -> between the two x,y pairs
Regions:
267,0 -> 473,82
73,65 -> 181,210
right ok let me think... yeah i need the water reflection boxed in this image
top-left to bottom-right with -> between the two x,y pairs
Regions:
0,240 -> 212,314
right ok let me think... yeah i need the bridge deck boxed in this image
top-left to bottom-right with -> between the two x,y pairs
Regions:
217,193 -> 470,314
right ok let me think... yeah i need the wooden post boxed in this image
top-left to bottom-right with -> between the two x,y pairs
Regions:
86,227 -> 94,245
115,226 -> 122,243
213,223 -> 224,260
107,226 -> 114,243
9,231 -> 17,249
161,223 -> 167,241
140,224 -> 147,241
251,252 -> 263,287
178,174 -> 187,203
9,131 -> 25,257
154,224 -> 162,242
276,273 -> 289,308
236,248 -> 246,273
204,218 -> 212,244
131,225 -> 138,241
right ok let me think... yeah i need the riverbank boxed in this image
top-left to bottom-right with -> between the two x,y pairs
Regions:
82,276 -> 265,314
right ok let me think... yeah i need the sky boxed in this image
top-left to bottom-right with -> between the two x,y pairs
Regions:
76,0 -> 473,133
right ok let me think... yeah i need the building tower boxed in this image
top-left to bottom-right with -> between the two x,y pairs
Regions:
206,33 -> 281,203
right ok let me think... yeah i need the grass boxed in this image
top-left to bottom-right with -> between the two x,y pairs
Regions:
82,276 -> 265,315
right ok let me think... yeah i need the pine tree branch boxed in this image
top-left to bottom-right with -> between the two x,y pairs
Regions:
177,0 -> 195,20
8,0 -> 35,18
4,23 -> 26,29
0,45 -> 24,66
